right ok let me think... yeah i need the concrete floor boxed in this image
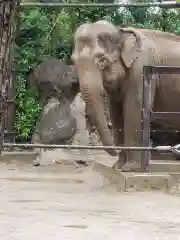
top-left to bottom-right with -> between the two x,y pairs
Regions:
0,160 -> 180,240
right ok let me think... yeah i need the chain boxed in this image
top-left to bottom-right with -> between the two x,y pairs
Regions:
3,143 -> 180,155
0,142 -> 174,151
172,144 -> 180,155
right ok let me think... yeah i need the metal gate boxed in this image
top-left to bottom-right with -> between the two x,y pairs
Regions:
142,66 -> 180,170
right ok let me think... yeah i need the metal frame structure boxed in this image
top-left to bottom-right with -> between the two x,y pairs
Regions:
142,66 -> 180,170
20,2 -> 180,8
1,1 -> 180,171
3,65 -> 180,172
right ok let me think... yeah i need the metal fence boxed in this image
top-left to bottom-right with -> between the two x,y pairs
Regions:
142,66 -> 180,170
3,1 -> 180,171
20,2 -> 180,8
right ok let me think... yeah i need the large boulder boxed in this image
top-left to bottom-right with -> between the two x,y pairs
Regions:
37,93 -> 111,165
37,97 -> 77,144
28,58 -> 79,103
29,58 -> 79,145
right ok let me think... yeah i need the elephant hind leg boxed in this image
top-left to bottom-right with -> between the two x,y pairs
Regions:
109,99 -> 126,169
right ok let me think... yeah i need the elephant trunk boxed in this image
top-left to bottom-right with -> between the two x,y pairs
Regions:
76,58 -> 117,156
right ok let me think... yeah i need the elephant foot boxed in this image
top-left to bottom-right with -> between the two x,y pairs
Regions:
33,156 -> 41,167
112,152 -> 126,169
76,160 -> 88,166
33,162 -> 40,167
107,148 -> 118,157
120,161 -> 143,172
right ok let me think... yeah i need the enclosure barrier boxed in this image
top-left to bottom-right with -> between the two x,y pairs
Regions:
1,1 -> 180,173
20,2 -> 180,8
142,66 -> 180,170
2,142 -> 180,153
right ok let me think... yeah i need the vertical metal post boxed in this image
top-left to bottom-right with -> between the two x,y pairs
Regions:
141,66 -> 152,171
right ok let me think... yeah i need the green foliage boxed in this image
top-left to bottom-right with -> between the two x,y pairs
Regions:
14,0 -> 180,141
14,8 -> 50,141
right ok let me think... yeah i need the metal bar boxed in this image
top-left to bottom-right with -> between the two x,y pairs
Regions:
6,100 -> 15,104
6,128 -> 180,133
142,66 -> 152,171
151,111 -> 180,121
109,128 -> 180,132
152,112 -> 180,115
2,142 -> 172,151
0,100 -> 15,106
146,66 -> 180,74
20,2 -> 180,8
141,65 -> 180,170
4,131 -> 16,135
0,99 -> 14,103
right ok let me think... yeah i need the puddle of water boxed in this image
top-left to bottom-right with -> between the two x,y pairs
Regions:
62,225 -> 88,229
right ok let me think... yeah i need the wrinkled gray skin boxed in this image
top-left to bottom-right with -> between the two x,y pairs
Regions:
72,20 -> 180,172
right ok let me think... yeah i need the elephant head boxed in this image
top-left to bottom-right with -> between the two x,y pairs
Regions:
71,21 -> 142,156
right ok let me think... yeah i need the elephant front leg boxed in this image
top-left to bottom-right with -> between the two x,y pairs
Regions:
31,130 -> 43,166
109,99 -> 126,169
121,91 -> 143,172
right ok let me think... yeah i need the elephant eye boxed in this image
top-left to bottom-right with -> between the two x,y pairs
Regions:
78,36 -> 93,49
97,33 -> 117,53
97,33 -> 109,47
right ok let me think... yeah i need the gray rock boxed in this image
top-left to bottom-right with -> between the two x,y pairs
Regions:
37,93 -> 112,165
28,58 -> 79,103
29,59 -> 113,165
38,97 -> 77,144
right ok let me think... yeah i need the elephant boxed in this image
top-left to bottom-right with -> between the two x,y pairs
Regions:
71,20 -> 180,172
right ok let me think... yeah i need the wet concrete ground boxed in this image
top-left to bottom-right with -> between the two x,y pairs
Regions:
1,161 -> 180,240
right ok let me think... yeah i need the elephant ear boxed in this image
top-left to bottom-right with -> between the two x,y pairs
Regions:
118,27 -> 143,68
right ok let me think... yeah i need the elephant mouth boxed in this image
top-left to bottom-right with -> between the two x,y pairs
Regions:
95,56 -> 110,71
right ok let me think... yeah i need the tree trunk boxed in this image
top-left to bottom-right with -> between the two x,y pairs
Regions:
0,1 -> 20,151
